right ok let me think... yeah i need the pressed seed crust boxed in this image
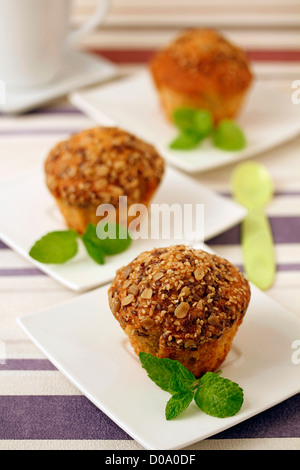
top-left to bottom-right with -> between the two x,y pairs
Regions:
44,127 -> 165,233
108,245 -> 251,376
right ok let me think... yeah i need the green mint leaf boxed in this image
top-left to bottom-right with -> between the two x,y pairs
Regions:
172,107 -> 213,138
81,238 -> 105,265
82,224 -> 105,264
165,390 -> 194,420
29,230 -> 78,264
169,130 -> 202,150
169,372 -> 190,395
213,119 -> 246,151
194,372 -> 244,418
95,222 -> 132,255
139,352 -> 195,393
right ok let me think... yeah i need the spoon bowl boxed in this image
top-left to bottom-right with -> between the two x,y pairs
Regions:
231,161 -> 274,210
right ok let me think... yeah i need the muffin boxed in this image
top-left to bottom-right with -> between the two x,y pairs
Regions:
44,127 -> 165,233
150,29 -> 253,124
108,245 -> 250,377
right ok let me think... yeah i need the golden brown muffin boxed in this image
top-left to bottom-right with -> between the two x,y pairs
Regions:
108,245 -> 250,377
150,29 -> 253,124
45,127 -> 165,233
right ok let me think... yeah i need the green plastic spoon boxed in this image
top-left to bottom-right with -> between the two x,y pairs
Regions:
231,161 -> 276,290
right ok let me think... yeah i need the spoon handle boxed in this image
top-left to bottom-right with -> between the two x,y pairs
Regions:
241,208 -> 276,290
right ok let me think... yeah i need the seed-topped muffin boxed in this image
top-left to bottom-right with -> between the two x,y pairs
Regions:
108,245 -> 251,377
45,127 -> 165,233
150,29 -> 253,124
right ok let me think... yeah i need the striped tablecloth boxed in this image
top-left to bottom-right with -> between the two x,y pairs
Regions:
0,0 -> 299,451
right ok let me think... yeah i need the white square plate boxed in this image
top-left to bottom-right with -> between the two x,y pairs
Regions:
0,166 -> 245,292
17,277 -> 300,450
70,70 -> 300,173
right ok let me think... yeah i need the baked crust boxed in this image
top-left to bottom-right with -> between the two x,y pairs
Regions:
108,245 -> 251,377
150,29 -> 253,123
45,127 -> 165,233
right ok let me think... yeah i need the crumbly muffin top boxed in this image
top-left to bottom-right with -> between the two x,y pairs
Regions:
109,245 -> 251,347
45,127 -> 165,207
151,28 -> 253,94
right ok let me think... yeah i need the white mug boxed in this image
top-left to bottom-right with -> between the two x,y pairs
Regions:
0,0 -> 110,89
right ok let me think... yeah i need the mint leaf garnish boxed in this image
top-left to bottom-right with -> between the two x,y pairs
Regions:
169,130 -> 202,150
165,390 -> 194,420
173,107 -> 213,138
139,352 -> 194,393
194,372 -> 244,418
169,107 -> 247,152
213,119 -> 246,151
29,223 -> 132,266
170,108 -> 213,150
95,222 -> 132,255
81,223 -> 105,264
139,353 -> 244,420
29,230 -> 78,264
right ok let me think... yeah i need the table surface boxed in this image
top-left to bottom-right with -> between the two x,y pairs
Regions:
0,0 -> 299,451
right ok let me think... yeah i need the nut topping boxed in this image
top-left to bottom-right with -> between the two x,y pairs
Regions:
140,317 -> 154,329
121,294 -> 135,306
174,302 -> 189,318
111,298 -> 121,314
141,288 -> 153,299
194,267 -> 205,281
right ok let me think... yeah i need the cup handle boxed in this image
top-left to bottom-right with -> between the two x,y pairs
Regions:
67,0 -> 110,45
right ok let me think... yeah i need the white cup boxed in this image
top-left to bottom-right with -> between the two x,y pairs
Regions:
0,0 -> 110,89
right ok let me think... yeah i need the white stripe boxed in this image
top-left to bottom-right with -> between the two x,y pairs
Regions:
267,196 -> 300,216
208,244 -> 300,265
0,115 -> 92,131
3,339 -> 51,360
75,0 -> 300,7
112,63 -> 300,81
80,29 -> 300,50
0,438 -> 299,450
73,0 -> 300,27
0,371 -> 81,395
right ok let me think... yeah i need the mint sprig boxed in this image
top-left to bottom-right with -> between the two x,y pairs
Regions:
29,230 -> 78,264
29,222 -> 131,265
212,119 -> 246,151
169,107 -> 246,152
170,108 -> 213,150
139,352 -> 244,420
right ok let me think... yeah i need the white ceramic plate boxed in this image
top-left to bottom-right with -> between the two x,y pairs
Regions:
17,277 -> 300,450
70,70 -> 300,174
0,166 -> 245,292
0,51 -> 117,114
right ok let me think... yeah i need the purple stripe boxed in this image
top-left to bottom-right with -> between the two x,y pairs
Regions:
220,191 -> 300,197
208,217 -> 300,245
27,107 -> 83,116
0,396 -> 131,440
0,240 -> 8,249
0,359 -> 56,371
0,394 -> 298,440
235,263 -> 300,273
0,268 -> 45,276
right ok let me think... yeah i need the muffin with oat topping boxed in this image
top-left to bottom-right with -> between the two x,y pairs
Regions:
150,29 -> 253,124
108,245 -> 250,377
45,127 -> 165,234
